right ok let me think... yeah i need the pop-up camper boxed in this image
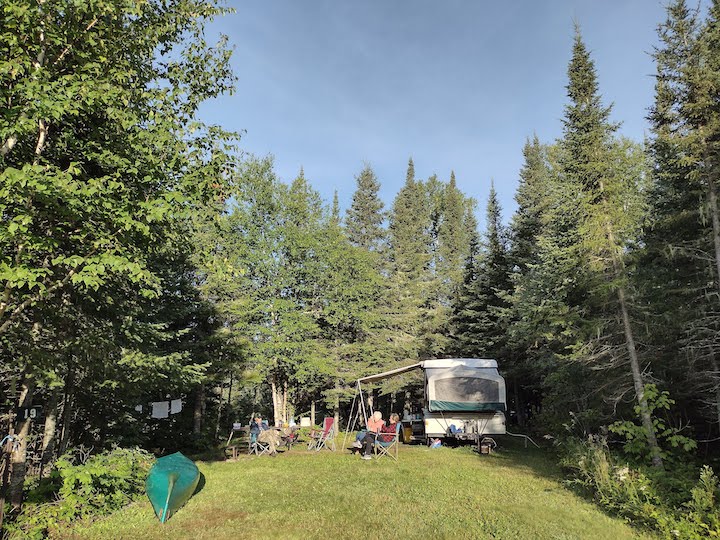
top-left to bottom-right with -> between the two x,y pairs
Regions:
348,358 -> 506,446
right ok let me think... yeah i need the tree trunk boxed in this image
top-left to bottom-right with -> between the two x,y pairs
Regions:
333,381 -> 341,444
310,400 -> 316,427
598,180 -> 664,469
40,388 -> 59,476
227,371 -> 234,418
9,374 -> 36,509
59,367 -> 75,454
270,378 -> 280,426
708,176 -> 720,300
214,381 -> 224,441
282,381 -> 288,424
707,175 -> 720,429
193,385 -> 205,435
514,378 -> 526,427
0,426 -> 13,530
617,285 -> 664,468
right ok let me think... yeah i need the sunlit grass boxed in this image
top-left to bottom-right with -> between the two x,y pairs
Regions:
67,440 -> 653,539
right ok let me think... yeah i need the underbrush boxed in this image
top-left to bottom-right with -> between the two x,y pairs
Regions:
560,436 -> 720,539
4,447 -> 153,540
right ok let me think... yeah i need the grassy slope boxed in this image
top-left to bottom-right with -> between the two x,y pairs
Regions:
68,441 -> 653,540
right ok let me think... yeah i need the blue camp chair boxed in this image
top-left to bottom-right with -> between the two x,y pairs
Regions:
374,422 -> 401,461
250,431 -> 271,456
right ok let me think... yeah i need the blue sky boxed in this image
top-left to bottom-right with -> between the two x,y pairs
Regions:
199,1 -> 674,225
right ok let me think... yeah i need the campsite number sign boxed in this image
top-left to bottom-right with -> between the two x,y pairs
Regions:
15,406 -> 43,421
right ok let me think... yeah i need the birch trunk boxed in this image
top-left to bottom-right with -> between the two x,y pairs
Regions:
282,381 -> 288,424
270,379 -> 279,426
193,385 -> 205,435
40,389 -> 59,475
59,367 -> 74,453
214,382 -> 224,440
9,375 -> 35,509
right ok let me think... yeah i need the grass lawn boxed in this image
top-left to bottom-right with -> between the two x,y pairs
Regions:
67,439 -> 653,540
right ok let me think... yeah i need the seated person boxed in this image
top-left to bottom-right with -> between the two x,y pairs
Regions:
360,413 -> 399,460
250,416 -> 283,456
250,415 -> 269,436
257,427 -> 283,456
353,411 -> 384,449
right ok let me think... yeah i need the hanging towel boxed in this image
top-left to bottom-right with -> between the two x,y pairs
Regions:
151,401 -> 169,419
170,399 -> 182,415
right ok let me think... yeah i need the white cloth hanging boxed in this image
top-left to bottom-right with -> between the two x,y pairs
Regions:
170,399 -> 182,415
151,401 -> 169,419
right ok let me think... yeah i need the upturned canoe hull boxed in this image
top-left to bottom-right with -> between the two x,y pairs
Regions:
146,452 -> 200,523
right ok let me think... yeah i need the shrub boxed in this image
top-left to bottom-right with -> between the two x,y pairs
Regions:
6,447 -> 154,539
608,384 -> 697,464
561,436 -> 720,539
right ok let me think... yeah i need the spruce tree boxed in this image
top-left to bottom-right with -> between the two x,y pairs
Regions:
438,172 -> 470,303
345,164 -> 385,251
505,136 -> 552,425
564,31 -> 662,467
510,136 -> 550,273
643,0 -> 720,430
451,185 -> 511,358
385,158 -> 432,361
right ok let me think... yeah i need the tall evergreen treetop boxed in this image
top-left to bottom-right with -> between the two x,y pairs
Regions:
562,30 -> 618,196
345,164 -> 385,251
510,136 -> 550,273
389,161 -> 429,278
406,157 -> 415,184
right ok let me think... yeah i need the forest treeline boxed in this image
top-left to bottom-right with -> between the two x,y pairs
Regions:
2,0 -> 720,528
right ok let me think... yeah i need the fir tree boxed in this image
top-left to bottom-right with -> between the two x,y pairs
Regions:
345,164 -> 385,251
510,136 -> 550,273
643,0 -> 720,430
438,172 -> 469,303
564,31 -> 662,467
451,185 -> 511,358
386,158 -> 432,360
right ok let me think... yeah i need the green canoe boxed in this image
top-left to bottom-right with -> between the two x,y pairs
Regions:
146,452 -> 200,523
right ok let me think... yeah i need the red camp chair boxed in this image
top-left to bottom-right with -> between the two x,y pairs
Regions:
307,417 -> 336,451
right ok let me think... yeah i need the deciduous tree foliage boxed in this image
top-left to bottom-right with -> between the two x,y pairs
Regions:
0,0 -> 238,512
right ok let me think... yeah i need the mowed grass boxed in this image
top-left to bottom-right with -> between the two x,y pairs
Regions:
68,440 -> 653,540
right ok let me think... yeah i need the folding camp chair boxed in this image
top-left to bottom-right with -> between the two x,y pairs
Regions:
307,417 -> 336,451
373,422 -> 401,461
251,431 -> 271,456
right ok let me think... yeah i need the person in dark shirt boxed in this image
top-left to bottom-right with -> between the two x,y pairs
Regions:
249,416 -> 269,436
360,413 -> 400,460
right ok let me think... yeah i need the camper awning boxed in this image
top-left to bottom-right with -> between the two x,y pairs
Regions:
357,363 -> 422,383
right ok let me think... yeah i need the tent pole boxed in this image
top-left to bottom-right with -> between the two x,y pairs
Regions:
342,386 -> 359,450
358,381 -> 368,426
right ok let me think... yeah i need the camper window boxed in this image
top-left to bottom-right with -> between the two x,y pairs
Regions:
434,377 -> 500,403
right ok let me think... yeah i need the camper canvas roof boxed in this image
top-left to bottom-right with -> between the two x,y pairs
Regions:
420,358 -> 497,370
